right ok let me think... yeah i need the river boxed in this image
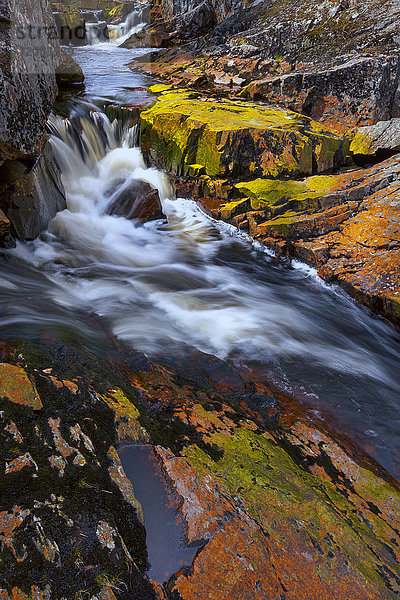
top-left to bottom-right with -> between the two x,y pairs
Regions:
0,36 -> 399,477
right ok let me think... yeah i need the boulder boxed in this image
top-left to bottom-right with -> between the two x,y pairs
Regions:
140,89 -> 349,179
0,0 -> 61,164
107,180 -> 166,223
0,142 -> 66,240
56,48 -> 85,87
349,117 -> 400,158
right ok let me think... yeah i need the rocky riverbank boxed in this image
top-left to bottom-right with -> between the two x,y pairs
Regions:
1,0 -> 400,598
128,0 -> 400,326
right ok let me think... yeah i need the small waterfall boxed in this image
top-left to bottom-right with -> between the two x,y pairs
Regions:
86,5 -> 148,46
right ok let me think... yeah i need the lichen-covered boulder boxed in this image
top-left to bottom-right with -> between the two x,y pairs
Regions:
348,117 -> 400,158
140,90 -> 348,179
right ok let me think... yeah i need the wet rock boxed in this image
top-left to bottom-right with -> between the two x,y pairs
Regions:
107,180 -> 166,223
155,404 -> 400,600
56,48 -> 85,87
197,155 -> 400,325
1,336 -> 400,598
0,347 -> 158,600
0,0 -> 61,164
0,142 -> 66,240
108,446 -> 144,523
140,89 -> 349,179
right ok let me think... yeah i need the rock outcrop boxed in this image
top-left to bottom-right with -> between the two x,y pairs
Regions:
0,0 -> 61,164
1,334 -> 399,599
140,89 -> 349,179
205,156 -> 400,325
0,0 -> 67,241
131,0 -> 400,327
131,0 -> 400,130
349,117 -> 400,159
138,87 -> 400,326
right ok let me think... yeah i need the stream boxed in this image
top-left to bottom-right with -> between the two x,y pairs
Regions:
0,29 -> 399,486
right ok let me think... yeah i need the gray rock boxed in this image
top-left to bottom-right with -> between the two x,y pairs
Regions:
56,48 -> 84,87
0,142 -> 66,240
349,117 -> 400,157
0,0 -> 61,164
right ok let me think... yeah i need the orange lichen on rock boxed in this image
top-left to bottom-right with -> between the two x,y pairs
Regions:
0,507 -> 31,559
5,452 -> 37,475
0,363 -> 42,410
153,400 -> 400,600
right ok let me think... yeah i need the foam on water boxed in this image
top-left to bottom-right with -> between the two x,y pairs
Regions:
1,107 -> 400,474
9,111 -> 397,381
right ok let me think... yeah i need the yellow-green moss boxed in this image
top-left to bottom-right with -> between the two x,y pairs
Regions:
182,424 -> 400,596
234,175 -> 335,210
140,90 -> 345,179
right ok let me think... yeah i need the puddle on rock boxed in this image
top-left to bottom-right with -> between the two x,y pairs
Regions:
118,444 -> 200,583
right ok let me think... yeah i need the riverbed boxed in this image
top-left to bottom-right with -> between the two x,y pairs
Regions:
0,39 -> 399,481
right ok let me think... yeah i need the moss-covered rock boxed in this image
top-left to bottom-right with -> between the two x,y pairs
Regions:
348,117 -> 400,158
140,90 -> 348,179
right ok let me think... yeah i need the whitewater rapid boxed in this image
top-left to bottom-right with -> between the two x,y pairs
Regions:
9,109 -> 394,379
0,42 -> 399,474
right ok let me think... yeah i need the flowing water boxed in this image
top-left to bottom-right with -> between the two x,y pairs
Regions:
1,37 -> 400,478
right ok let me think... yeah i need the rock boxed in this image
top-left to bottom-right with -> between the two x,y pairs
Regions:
1,332 -> 400,599
140,89 -> 349,179
107,180 -> 166,223
349,117 -> 400,158
0,142 -> 66,240
56,49 -> 85,87
156,0 -> 246,36
0,345 -> 159,600
134,0 -> 400,131
194,154 -> 400,325
241,55 -> 400,133
173,0 -> 218,40
0,210 -> 10,241
0,0 -> 61,164
51,3 -> 87,45
128,363 -> 400,600
0,363 -> 42,410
